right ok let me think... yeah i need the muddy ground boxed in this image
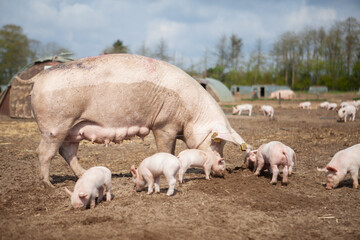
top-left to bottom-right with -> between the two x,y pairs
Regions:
0,92 -> 359,240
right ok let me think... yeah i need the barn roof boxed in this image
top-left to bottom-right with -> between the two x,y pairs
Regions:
197,77 -> 234,102
7,54 -> 73,86
0,54 -> 74,118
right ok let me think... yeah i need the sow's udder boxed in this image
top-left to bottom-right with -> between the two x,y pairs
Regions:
65,122 -> 150,146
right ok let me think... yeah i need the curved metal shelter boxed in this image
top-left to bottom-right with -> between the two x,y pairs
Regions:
196,77 -> 234,103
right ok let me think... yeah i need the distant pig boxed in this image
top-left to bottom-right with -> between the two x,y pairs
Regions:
327,103 -> 337,111
338,105 -> 356,122
245,141 -> 296,185
260,105 -> 274,119
177,149 -> 225,183
317,144 -> 360,189
319,101 -> 329,109
299,101 -> 311,109
65,166 -> 112,209
232,104 -> 253,116
131,152 -> 180,196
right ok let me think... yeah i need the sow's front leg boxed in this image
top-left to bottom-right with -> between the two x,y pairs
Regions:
153,129 -> 177,154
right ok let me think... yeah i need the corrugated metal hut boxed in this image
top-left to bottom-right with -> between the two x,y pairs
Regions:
0,55 -> 73,118
309,86 -> 328,94
196,77 -> 234,103
230,85 -> 252,95
251,85 -> 290,98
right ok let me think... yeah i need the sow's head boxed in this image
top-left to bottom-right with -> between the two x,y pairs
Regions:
196,124 -> 251,156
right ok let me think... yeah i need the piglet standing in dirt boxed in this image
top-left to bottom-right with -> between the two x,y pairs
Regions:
177,149 -> 225,183
131,153 -> 180,196
299,101 -> 311,109
244,141 -> 296,185
260,105 -> 274,119
327,103 -> 337,111
319,101 -> 329,109
338,105 -> 356,122
317,144 -> 360,190
232,104 -> 253,116
65,166 -> 112,209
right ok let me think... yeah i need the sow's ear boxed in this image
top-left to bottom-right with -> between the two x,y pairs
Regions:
211,125 -> 250,151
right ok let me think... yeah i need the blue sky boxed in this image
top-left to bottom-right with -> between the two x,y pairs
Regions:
1,0 -> 359,70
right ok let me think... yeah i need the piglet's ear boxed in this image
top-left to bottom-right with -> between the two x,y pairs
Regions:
326,166 -> 337,172
79,192 -> 88,198
131,165 -> 137,177
65,187 -> 72,197
218,159 -> 225,165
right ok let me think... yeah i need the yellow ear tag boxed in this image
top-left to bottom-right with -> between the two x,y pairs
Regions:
211,132 -> 221,142
240,143 -> 247,151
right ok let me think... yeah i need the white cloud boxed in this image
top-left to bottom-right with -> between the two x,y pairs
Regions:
286,5 -> 337,31
0,0 -> 358,66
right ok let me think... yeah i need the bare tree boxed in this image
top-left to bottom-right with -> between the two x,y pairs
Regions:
341,17 -> 360,76
215,34 -> 228,67
228,34 -> 243,70
137,41 -> 152,57
154,38 -> 171,62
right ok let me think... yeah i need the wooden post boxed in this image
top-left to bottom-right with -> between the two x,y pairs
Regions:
279,92 -> 281,105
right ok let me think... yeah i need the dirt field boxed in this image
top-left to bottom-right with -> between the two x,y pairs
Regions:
0,93 -> 359,240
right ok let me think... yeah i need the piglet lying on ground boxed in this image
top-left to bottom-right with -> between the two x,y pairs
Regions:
131,153 -> 180,196
65,166 -> 112,209
317,144 -> 360,189
177,149 -> 225,183
244,141 -> 296,185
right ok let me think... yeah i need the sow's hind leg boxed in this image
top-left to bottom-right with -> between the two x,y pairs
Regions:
59,141 -> 86,178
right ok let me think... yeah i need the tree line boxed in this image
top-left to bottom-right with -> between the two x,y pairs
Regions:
208,17 -> 360,91
1,17 -> 359,91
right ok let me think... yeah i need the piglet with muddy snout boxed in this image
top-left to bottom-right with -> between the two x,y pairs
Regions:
65,166 -> 112,209
317,144 -> 360,190
244,141 -> 296,185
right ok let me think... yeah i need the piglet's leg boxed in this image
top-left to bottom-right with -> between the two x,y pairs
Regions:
154,177 -> 161,193
350,168 -> 359,189
90,196 -> 96,209
178,168 -> 185,183
204,166 -> 211,180
97,186 -> 104,203
270,165 -> 279,185
282,166 -> 289,185
147,178 -> 154,195
254,158 -> 264,176
105,184 -> 111,201
166,177 -> 177,196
